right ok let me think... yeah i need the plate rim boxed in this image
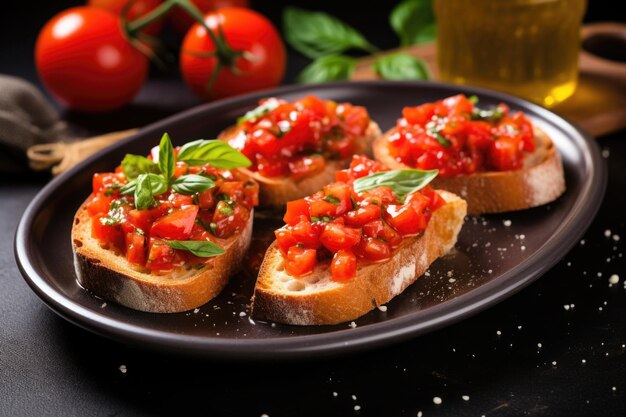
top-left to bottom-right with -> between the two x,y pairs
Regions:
14,80 -> 608,359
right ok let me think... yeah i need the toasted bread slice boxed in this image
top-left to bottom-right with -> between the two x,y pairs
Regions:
71,202 -> 253,313
373,127 -> 565,215
219,121 -> 382,207
250,190 -> 467,325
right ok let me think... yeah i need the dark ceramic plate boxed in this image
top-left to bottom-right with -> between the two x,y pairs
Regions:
15,81 -> 606,359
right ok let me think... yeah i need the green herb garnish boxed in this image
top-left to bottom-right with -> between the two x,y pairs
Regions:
164,240 -> 225,257
353,169 -> 439,197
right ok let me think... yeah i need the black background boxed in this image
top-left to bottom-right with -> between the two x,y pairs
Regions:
2,1 -> 626,417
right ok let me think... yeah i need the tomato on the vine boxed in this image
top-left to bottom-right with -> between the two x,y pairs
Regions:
35,7 -> 149,113
88,0 -> 164,36
179,7 -> 286,101
167,0 -> 248,35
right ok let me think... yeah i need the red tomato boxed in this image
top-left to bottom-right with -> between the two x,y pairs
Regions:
319,223 -> 361,253
167,0 -> 249,35
211,202 -> 249,238
125,232 -> 147,265
330,249 -> 357,281
35,7 -> 149,112
344,204 -> 381,227
180,7 -> 286,101
146,237 -> 178,272
150,206 -> 199,240
91,214 -> 124,250
87,193 -> 113,216
284,199 -> 310,226
285,246 -> 317,277
88,0 -> 164,36
490,136 -> 522,171
358,237 -> 391,262
385,205 -> 426,236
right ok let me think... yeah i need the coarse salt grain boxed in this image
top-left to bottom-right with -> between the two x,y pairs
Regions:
609,274 -> 620,285
417,412 -> 423,417
503,220 -> 512,227
613,235 -> 620,241
119,364 -> 127,374
261,414 -> 269,417
239,311 -> 247,317
433,396 -> 442,405
582,359 -> 586,364
352,395 -> 357,400
333,392 -> 338,397
378,305 -> 388,312
462,395 -> 470,401
564,305 -> 570,310
193,308 -> 199,314
349,322 -> 357,328
496,330 -> 502,336
538,343 -> 543,348
552,361 -> 557,366
354,405 -> 361,411
101,303 -> 107,308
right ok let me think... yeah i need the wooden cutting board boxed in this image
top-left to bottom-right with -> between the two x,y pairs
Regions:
351,22 -> 626,138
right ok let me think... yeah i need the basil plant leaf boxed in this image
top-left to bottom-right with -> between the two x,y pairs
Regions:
134,174 -> 158,210
237,98 -> 281,125
390,0 -> 437,46
164,240 -> 225,257
177,139 -> 251,168
353,169 -> 439,197
158,132 -> 175,181
121,173 -> 167,197
374,53 -> 431,81
283,7 -> 377,59
297,55 -> 356,84
171,174 -> 215,195
121,154 -> 159,179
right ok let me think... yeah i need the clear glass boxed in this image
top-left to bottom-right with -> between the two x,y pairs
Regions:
434,0 -> 587,108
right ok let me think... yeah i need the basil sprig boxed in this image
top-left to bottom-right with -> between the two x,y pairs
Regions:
121,154 -> 159,179
134,173 -> 157,210
353,169 -> 439,197
298,55 -> 357,83
177,139 -> 251,168
373,53 -> 431,81
283,7 -> 377,59
117,133 -> 251,209
390,0 -> 437,46
164,240 -> 225,257
171,174 -> 215,195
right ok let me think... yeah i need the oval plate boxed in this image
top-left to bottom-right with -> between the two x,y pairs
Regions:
15,81 -> 606,359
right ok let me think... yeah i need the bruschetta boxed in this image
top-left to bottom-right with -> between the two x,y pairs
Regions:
251,155 -> 467,325
219,95 -> 381,208
72,133 -> 259,313
372,94 -> 566,215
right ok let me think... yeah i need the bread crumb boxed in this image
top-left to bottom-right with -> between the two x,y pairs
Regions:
349,321 -> 357,328
462,395 -> 470,401
377,305 -> 388,312
433,396 -> 442,405
119,364 -> 127,374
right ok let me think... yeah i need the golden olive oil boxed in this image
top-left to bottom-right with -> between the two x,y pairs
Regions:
434,0 -> 587,107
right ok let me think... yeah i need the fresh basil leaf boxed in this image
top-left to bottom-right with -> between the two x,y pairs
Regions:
159,133 -> 175,181
237,98 -> 280,125
297,55 -> 356,84
353,169 -> 439,197
373,53 -> 431,81
283,7 -> 377,59
121,154 -> 159,179
164,240 -> 225,257
171,174 -> 215,195
390,0 -> 437,46
323,195 -> 340,205
177,139 -> 251,168
120,173 -> 167,196
134,174 -> 157,210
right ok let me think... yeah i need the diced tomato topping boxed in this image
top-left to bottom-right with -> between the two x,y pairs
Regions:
86,192 -> 113,216
230,95 -> 371,180
345,204 -> 381,227
125,232 -> 146,265
285,246 -> 317,277
211,202 -> 249,238
197,189 -> 215,210
146,237 -> 178,272
284,199 -> 309,226
385,205 -> 426,236
289,217 -> 322,249
168,192 -> 194,208
358,237 -> 391,262
330,249 -> 357,281
150,206 -> 199,240
387,94 -> 535,176
91,214 -> 124,251
319,223 -> 361,253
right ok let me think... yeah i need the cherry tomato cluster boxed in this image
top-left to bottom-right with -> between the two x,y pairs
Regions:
35,0 -> 286,113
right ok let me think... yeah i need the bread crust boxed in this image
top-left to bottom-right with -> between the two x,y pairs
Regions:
373,127 -> 565,216
219,121 -> 382,207
71,202 -> 253,313
250,191 -> 467,325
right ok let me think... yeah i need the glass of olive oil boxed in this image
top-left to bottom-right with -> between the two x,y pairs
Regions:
434,0 -> 587,108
